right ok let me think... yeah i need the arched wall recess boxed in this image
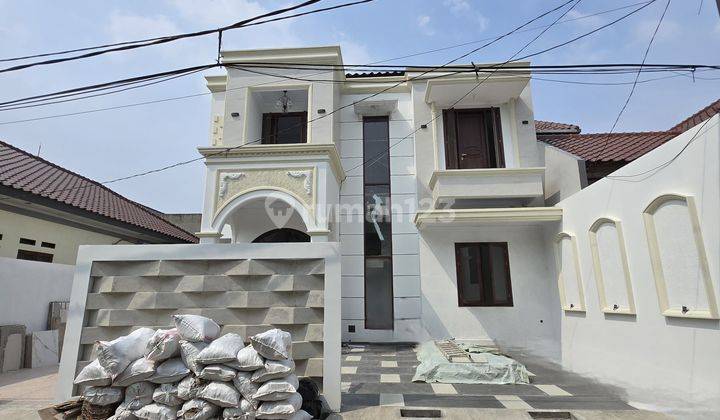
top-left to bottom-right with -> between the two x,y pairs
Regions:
588,218 -> 636,315
643,194 -> 719,319
555,232 -> 586,312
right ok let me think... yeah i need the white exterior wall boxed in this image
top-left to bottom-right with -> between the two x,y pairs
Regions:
553,116 -> 720,416
338,92 -> 425,342
0,257 -> 74,332
419,226 -> 561,360
543,144 -> 587,206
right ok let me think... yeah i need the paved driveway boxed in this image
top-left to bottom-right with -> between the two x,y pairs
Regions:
0,365 -> 57,419
341,343 -> 639,414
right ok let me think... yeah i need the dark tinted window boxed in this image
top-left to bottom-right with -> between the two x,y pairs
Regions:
261,112 -> 307,144
455,242 -> 513,306
17,249 -> 53,263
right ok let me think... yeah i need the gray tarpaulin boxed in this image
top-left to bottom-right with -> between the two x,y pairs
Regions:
412,341 -> 530,384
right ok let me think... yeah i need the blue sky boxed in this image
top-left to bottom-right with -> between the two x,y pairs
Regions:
0,0 -> 718,213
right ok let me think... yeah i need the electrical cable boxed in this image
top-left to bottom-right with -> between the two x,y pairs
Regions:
0,0 -> 375,74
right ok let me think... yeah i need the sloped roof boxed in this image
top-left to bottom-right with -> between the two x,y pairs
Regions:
0,140 -> 197,243
541,131 -> 676,162
535,120 -> 581,134
668,98 -> 720,134
539,98 -> 719,162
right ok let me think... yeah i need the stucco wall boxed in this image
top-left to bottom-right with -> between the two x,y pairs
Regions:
0,208 -> 127,265
542,144 -> 587,206
554,115 -> 720,416
0,257 -> 74,332
419,225 -> 561,361
338,92 -> 425,342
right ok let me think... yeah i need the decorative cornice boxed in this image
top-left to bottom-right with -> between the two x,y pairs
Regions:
221,46 -> 343,65
198,144 -> 345,183
429,167 -> 546,189
414,207 -> 562,227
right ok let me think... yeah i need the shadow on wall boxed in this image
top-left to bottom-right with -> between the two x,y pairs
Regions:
419,227 -> 562,362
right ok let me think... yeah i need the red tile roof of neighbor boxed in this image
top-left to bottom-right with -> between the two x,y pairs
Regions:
538,98 -> 720,162
534,120 -> 581,134
0,140 -> 197,243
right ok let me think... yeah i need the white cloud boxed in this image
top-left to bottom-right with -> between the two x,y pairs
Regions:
442,0 -> 487,31
632,18 -> 681,45
417,15 -> 434,36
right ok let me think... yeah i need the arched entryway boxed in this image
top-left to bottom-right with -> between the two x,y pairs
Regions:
253,228 -> 310,243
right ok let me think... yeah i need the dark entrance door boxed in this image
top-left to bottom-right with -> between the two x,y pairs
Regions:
252,228 -> 310,243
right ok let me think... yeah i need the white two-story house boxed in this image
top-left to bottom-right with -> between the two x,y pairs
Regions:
195,45 -> 563,359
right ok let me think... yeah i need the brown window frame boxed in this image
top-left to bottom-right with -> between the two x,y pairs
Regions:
454,242 -> 513,307
442,107 -> 505,170
261,111 -> 308,144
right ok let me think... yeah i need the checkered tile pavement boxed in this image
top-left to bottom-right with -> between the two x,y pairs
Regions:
341,344 -> 634,413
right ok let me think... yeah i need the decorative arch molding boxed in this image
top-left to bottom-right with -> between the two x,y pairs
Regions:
211,188 -> 318,235
643,194 -> 718,319
588,217 -> 636,315
554,232 -> 586,312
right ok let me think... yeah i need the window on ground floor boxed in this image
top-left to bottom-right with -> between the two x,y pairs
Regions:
454,242 -> 513,306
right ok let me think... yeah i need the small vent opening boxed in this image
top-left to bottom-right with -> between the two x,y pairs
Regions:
400,409 -> 442,418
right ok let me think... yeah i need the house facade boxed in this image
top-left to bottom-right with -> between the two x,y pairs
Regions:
196,46 -> 561,356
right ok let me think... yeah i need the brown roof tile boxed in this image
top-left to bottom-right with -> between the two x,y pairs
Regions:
540,131 -> 676,162
668,98 -> 720,133
535,120 -> 581,134
0,140 -> 197,243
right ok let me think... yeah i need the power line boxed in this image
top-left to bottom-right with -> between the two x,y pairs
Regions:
0,0 -> 375,74
598,0 -> 671,160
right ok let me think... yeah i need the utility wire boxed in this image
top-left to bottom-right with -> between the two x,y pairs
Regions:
597,0 -> 671,160
0,0 -> 375,74
343,0 -> 583,177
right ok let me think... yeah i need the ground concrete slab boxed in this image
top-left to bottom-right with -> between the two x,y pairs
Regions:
336,406 -> 671,419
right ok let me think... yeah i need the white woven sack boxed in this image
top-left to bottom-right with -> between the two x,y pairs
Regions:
251,359 -> 295,383
173,314 -> 221,342
74,359 -> 111,386
250,329 -> 292,360
96,327 -> 155,378
198,364 -> 236,382
197,381 -> 240,408
149,358 -> 189,384
112,402 -> 136,420
289,410 -> 313,420
230,345 -> 264,371
177,375 -> 202,401
123,381 -> 154,410
83,386 -> 124,406
134,403 -> 177,420
153,383 -> 183,407
254,374 -> 299,401
113,357 -> 155,387
145,328 -> 181,362
179,340 -> 208,375
256,392 -> 302,419
177,398 -> 218,420
232,371 -> 260,404
195,333 -> 244,364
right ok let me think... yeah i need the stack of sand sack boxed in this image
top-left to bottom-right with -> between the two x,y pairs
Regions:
73,314 -> 313,420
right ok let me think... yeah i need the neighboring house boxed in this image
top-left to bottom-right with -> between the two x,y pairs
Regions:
537,98 -> 720,184
0,140 -> 197,264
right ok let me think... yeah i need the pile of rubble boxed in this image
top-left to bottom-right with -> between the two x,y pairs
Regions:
73,314 -> 316,419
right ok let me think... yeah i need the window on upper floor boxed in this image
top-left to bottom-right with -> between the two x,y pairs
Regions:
455,242 -> 513,307
261,112 -> 308,144
443,108 -> 505,169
